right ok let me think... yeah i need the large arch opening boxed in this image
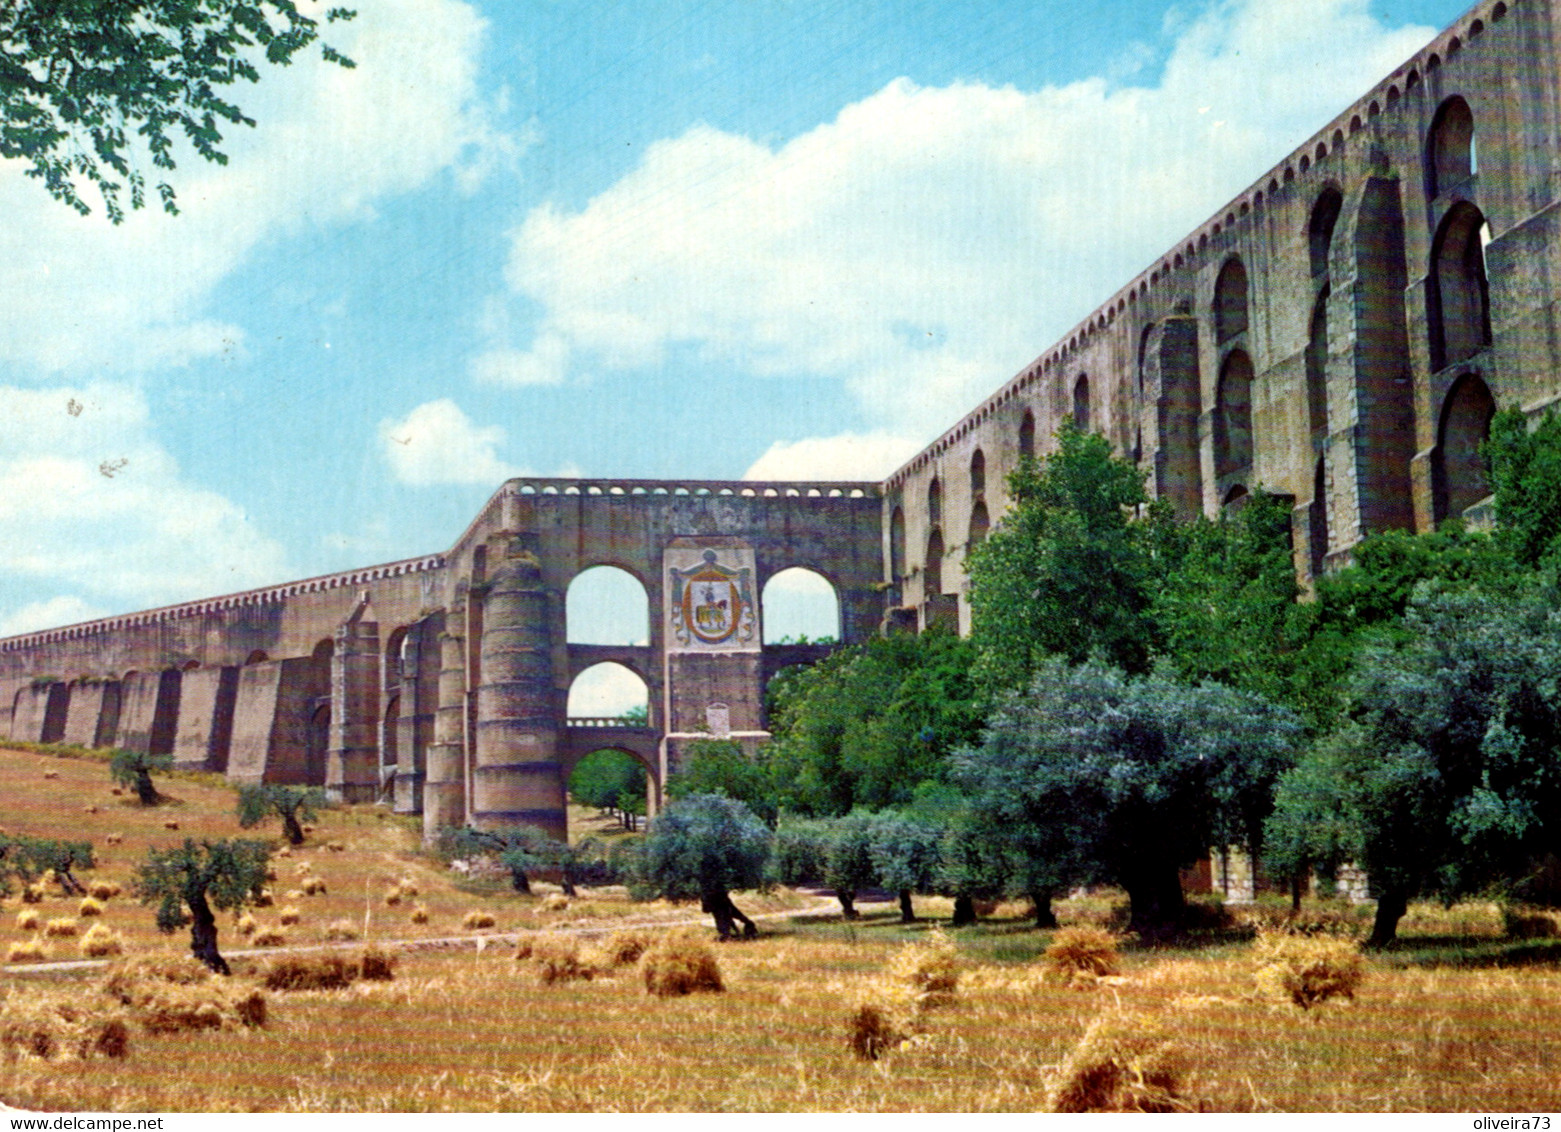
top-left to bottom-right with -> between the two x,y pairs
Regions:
1306,288 -> 1330,434
889,506 -> 906,582
567,661 -> 649,723
1309,456 -> 1330,579
566,566 -> 649,646
1018,409 -> 1036,461
1214,350 -> 1255,479
303,639 -> 333,785
761,567 -> 840,644
1072,375 -> 1091,431
1309,187 -> 1343,278
1434,373 -> 1496,523
1213,258 -> 1249,343
1428,96 -> 1476,196
925,528 -> 945,596
968,501 -> 990,548
969,449 -> 985,497
927,478 -> 942,526
568,748 -> 650,836
40,682 -> 68,744
1429,202 -> 1491,371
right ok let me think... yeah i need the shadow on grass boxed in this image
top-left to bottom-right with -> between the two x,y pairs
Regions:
1373,935 -> 1561,969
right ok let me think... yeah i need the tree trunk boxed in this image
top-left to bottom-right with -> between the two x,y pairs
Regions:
1031,891 -> 1058,929
135,769 -> 158,806
187,891 -> 229,975
703,890 -> 756,939
1368,887 -> 1409,948
836,890 -> 858,919
281,812 -> 305,846
1123,859 -> 1186,940
951,894 -> 976,927
560,869 -> 578,899
1289,874 -> 1303,914
898,890 -> 915,923
56,867 -> 85,897
508,867 -> 532,895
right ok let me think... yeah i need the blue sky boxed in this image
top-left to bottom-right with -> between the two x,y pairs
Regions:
0,0 -> 1469,640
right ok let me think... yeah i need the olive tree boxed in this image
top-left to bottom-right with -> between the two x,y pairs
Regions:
134,838 -> 272,974
0,833 -> 95,896
955,658 -> 1300,938
235,783 -> 325,845
110,748 -> 172,805
439,825 -> 581,896
632,793 -> 771,939
868,811 -> 942,924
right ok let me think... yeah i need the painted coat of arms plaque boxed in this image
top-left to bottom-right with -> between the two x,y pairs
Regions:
666,548 -> 758,650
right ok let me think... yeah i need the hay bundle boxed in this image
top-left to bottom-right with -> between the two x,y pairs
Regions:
21,884 -> 44,905
462,910 -> 496,930
100,956 -> 266,1033
600,928 -> 655,967
252,888 -> 274,908
7,940 -> 46,964
1046,1010 -> 1190,1112
541,893 -> 569,912
15,909 -> 40,932
101,954 -> 210,1000
278,905 -> 301,926
523,934 -> 594,985
77,897 -> 104,918
323,919 -> 359,942
43,918 -> 79,938
105,833 -> 124,846
885,930 -> 958,1006
383,885 -> 403,907
87,880 -> 121,901
1253,930 -> 1365,1009
359,947 -> 396,982
641,932 -> 723,997
162,820 -> 179,831
409,904 -> 429,925
0,999 -> 129,1062
262,953 -> 356,991
398,879 -> 419,898
79,923 -> 124,958
301,876 -> 327,896
844,986 -> 917,1060
1043,926 -> 1121,986
252,928 -> 286,948
235,913 -> 258,937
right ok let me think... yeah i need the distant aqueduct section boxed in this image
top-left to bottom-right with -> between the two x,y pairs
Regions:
4,0 -> 1560,842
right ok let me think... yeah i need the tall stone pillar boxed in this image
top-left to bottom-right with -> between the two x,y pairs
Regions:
472,540 -> 566,841
392,623 -> 425,815
327,600 -> 380,804
423,596 -> 468,841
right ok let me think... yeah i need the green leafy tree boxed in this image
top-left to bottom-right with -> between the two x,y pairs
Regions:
133,838 -> 271,973
955,658 -> 1301,937
771,817 -> 828,888
763,627 -> 984,816
235,783 -> 324,845
439,825 -> 581,896
1487,407 -> 1561,568
1270,587 -> 1561,946
0,833 -> 95,896
632,793 -> 771,939
1,1 -> 355,222
822,811 -> 878,920
967,421 -> 1160,693
667,738 -> 779,827
867,810 -> 942,924
110,748 -> 172,805
570,748 -> 648,830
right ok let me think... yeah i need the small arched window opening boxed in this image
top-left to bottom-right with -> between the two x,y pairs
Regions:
968,502 -> 990,548
1309,187 -> 1343,279
1137,324 -> 1156,399
567,662 -> 649,721
1433,373 -> 1496,522
925,529 -> 945,596
1214,350 -> 1255,479
761,567 -> 840,644
1018,409 -> 1036,461
1429,202 -> 1492,371
1306,287 -> 1331,434
1213,258 -> 1249,343
1429,97 -> 1476,197
567,566 -> 649,646
928,478 -> 942,526
1072,374 -> 1090,431
969,449 -> 986,497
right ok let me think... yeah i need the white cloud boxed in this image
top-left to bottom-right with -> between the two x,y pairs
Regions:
493,0 -> 1433,440
0,596 -> 107,638
0,0 -> 508,375
0,384 -> 291,627
379,399 -> 521,486
744,433 -> 923,482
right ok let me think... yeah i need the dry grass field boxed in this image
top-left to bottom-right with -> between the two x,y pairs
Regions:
1,744 -> 1560,1112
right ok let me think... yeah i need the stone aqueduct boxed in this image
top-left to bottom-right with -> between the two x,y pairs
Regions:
5,0 -> 1561,843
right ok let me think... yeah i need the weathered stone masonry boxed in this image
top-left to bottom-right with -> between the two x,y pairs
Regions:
5,0 -> 1561,840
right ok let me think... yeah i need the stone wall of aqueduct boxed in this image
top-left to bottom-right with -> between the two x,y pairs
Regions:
4,0 -> 1561,851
